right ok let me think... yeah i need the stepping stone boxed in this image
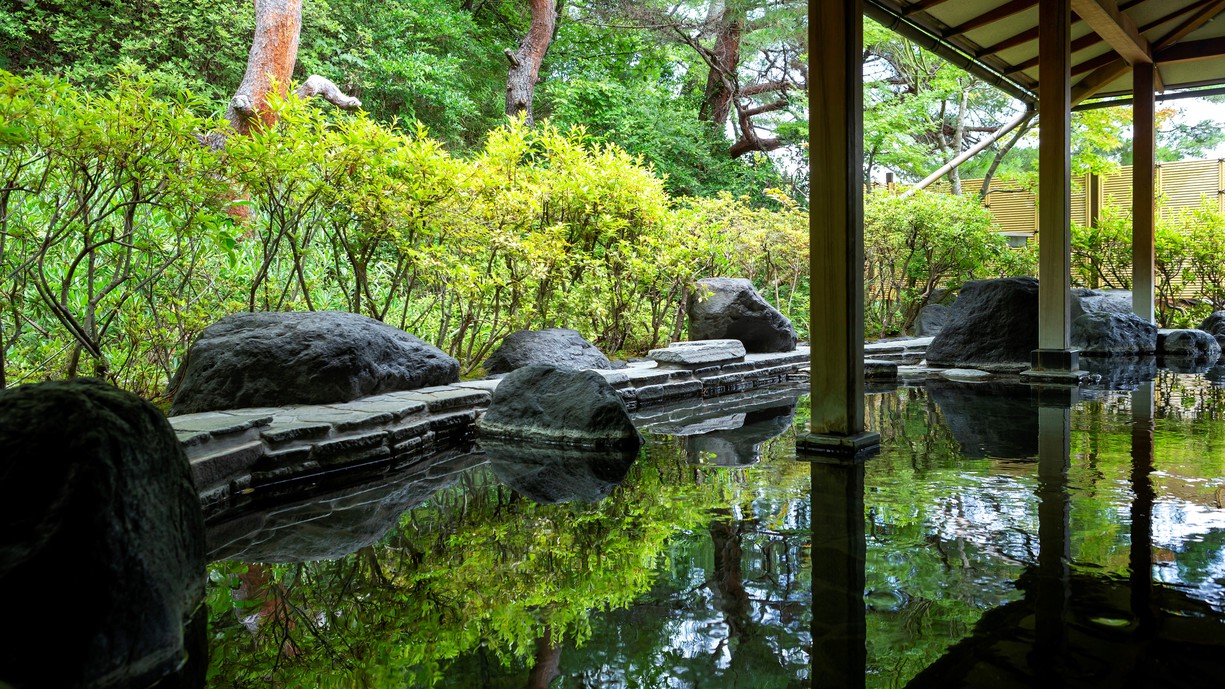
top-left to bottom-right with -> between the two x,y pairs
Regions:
648,340 -> 746,369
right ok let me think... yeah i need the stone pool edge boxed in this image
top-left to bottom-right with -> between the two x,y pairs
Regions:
173,346 -> 813,519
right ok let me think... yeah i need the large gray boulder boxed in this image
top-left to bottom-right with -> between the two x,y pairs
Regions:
483,328 -> 610,374
1198,310 -> 1225,337
477,365 -> 641,449
912,303 -> 952,337
925,277 -> 1039,372
1159,328 -> 1221,361
687,277 -> 797,353
1072,288 -> 1133,320
1071,312 -> 1157,356
170,311 -> 459,415
0,378 -> 206,689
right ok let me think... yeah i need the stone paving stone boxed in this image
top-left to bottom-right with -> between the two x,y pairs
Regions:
744,349 -> 810,367
623,368 -> 671,387
865,359 -> 899,380
649,340 -> 746,367
317,445 -> 391,467
290,407 -> 395,433
592,370 -> 631,387
190,440 -> 264,488
260,422 -> 333,444
386,386 -> 491,412
174,429 -> 212,447
635,380 -> 704,404
170,411 -> 275,436
259,445 -> 313,466
313,431 -> 389,458
452,379 -> 502,392
941,368 -> 994,382
429,409 -> 478,433
326,396 -> 429,420
388,418 -> 433,442
391,431 -> 435,455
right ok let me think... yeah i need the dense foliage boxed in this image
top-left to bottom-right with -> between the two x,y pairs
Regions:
0,69 -> 810,399
1071,199 -> 1225,327
863,192 -> 1035,338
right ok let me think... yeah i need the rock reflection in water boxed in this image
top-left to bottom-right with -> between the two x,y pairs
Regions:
482,439 -> 638,503
686,404 -> 797,466
927,379 -> 1039,459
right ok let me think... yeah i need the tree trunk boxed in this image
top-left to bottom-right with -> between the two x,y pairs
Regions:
505,0 -> 558,124
698,11 -> 742,126
226,0 -> 304,135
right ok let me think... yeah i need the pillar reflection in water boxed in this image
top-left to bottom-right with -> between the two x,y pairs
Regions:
1032,402 -> 1071,681
810,457 -> 866,689
1130,382 -> 1155,632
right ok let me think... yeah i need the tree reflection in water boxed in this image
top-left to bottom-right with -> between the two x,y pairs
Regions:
205,373 -> 1225,688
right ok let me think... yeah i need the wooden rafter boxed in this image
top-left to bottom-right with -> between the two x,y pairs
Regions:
945,0 -> 1038,38
1072,0 -> 1225,102
978,0 -> 1211,60
1157,36 -> 1225,64
903,0 -> 955,16
1006,3 -> 1209,74
1070,0 -> 1151,64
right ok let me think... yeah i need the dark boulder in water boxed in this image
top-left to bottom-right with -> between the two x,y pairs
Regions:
1072,312 -> 1157,356
926,277 -> 1039,373
0,378 -> 206,689
477,364 -> 641,449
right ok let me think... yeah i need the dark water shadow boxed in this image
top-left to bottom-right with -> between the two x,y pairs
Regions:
482,439 -> 638,504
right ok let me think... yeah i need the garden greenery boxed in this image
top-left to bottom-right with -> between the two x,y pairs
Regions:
863,191 -> 1036,338
0,69 -> 811,400
1071,198 -> 1225,327
18,68 -> 1218,400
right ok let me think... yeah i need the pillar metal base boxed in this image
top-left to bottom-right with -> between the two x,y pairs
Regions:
1022,348 -> 1089,384
797,431 -> 881,463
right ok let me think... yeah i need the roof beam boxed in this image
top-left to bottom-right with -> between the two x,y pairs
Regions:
1157,37 -> 1225,64
1153,0 -> 1225,51
978,0 -> 1209,61
1005,3 -> 1210,74
1072,0 -> 1225,102
903,0 -> 955,16
1070,0 -> 1151,64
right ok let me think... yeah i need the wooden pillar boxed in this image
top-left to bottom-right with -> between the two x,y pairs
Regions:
1133,61 -> 1156,322
799,0 -> 879,457
1088,173 -> 1103,229
1025,0 -> 1085,381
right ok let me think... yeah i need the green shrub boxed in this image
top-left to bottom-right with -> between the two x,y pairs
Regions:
0,69 -> 807,396
863,191 -> 1034,338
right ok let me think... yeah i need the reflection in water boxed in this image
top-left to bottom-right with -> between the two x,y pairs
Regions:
811,458 -> 866,689
482,439 -> 638,503
202,373 -> 1225,687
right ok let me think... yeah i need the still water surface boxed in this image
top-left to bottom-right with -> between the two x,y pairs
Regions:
205,370 -> 1225,687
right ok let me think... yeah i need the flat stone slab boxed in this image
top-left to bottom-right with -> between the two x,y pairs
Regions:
649,340 -> 746,368
941,368 -> 994,382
